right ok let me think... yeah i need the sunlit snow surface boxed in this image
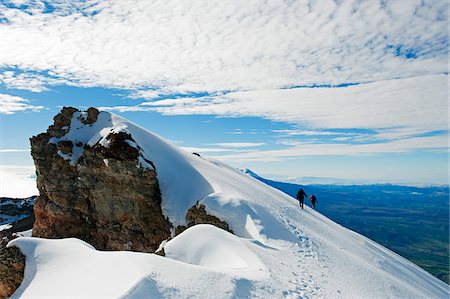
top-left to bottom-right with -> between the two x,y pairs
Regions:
9,111 -> 449,298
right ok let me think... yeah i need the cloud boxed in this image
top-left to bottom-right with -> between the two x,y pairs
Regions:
181,146 -> 252,154
0,165 -> 38,197
0,71 -> 49,92
104,75 -> 448,139
208,142 -> 265,148
0,70 -> 69,92
1,0 -> 447,93
2,1 -> 447,160
127,90 -> 161,100
102,74 -> 449,159
272,130 -> 347,136
0,93 -> 44,114
209,135 -> 449,163
0,149 -> 30,152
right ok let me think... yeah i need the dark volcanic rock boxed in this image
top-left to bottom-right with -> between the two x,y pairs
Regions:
93,131 -> 139,161
0,215 -> 35,243
30,107 -> 171,253
47,106 -> 78,137
176,203 -> 233,235
57,140 -> 73,154
80,107 -> 100,125
0,246 -> 25,299
0,197 -> 36,242
0,196 -> 36,217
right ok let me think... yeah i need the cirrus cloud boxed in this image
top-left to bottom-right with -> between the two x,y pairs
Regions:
103,74 -> 448,140
208,142 -> 265,148
0,93 -> 44,114
210,135 -> 449,163
0,0 -> 447,94
0,165 -> 38,197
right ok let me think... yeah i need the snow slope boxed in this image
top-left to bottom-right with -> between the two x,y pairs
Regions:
9,110 -> 449,298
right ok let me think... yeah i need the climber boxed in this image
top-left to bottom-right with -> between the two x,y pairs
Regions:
309,194 -> 318,209
296,188 -> 307,209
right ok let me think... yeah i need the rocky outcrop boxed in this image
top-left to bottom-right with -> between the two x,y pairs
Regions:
30,107 -> 171,253
0,197 -> 36,243
175,203 -> 233,235
0,246 -> 25,299
0,197 -> 36,219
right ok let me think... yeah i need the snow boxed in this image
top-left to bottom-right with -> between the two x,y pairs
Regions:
8,110 -> 449,298
104,115 -> 214,229
49,111 -> 116,166
9,235 -> 258,299
49,111 -> 154,170
164,224 -> 268,280
13,229 -> 32,238
0,224 -> 12,231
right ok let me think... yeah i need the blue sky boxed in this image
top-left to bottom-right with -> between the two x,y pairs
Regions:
0,0 -> 448,193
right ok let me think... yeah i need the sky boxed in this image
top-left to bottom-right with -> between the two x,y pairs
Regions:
0,0 -> 449,196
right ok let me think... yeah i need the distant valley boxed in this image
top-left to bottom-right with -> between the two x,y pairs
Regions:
245,169 -> 450,284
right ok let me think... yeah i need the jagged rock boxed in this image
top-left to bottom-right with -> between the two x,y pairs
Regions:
80,107 -> 100,125
30,107 -> 171,253
0,215 -> 35,243
0,246 -> 25,299
155,247 -> 165,257
57,140 -> 73,154
47,106 -> 78,137
0,197 -> 36,243
176,203 -> 233,235
93,131 -> 139,161
30,106 -> 234,254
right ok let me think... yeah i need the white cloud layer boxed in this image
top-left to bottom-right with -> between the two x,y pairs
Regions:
0,93 -> 44,114
0,71 -> 68,92
0,149 -> 30,152
1,1 -> 447,163
101,74 -> 448,159
105,75 -> 448,139
0,165 -> 38,197
210,135 -> 449,163
181,146 -> 252,154
208,142 -> 265,148
1,0 -> 447,93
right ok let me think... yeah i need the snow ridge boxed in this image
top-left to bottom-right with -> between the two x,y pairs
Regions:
10,110 -> 449,298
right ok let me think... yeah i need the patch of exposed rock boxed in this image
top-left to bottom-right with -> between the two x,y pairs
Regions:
176,203 -> 233,235
30,107 -> 171,253
0,246 -> 25,299
0,197 -> 36,243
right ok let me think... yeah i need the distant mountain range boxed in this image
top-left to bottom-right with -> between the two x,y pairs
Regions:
0,196 -> 36,245
251,170 -> 450,187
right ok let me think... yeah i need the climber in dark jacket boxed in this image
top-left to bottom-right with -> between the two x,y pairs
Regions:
309,194 -> 318,209
296,188 -> 307,209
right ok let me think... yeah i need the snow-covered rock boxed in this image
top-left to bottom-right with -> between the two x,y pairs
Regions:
0,197 -> 36,228
0,196 -> 35,248
30,107 -> 172,252
10,107 -> 449,298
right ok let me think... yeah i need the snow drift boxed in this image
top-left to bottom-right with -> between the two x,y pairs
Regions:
9,108 -> 449,298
